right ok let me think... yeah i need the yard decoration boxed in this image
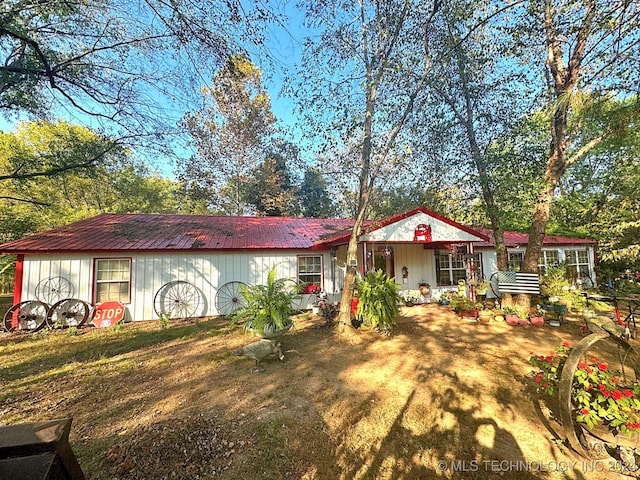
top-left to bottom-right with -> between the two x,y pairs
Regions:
450,296 -> 481,318
231,266 -> 296,339
477,309 -> 492,323
530,335 -> 640,469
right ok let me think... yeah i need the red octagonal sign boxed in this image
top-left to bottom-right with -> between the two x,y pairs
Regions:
92,301 -> 126,328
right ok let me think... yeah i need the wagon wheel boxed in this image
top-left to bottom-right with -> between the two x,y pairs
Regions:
577,271 -> 595,291
35,276 -> 74,304
559,333 -> 640,461
3,300 -> 49,333
489,271 -> 500,299
46,298 -> 90,329
215,281 -> 247,317
153,281 -> 202,319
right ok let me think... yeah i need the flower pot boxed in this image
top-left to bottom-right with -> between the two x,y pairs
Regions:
459,309 -> 478,319
505,314 -> 519,326
529,316 -> 544,327
494,314 -> 505,322
478,311 -> 492,323
517,316 -> 530,326
246,321 -> 293,339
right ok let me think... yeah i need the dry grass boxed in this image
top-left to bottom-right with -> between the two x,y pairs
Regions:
0,305 -> 631,479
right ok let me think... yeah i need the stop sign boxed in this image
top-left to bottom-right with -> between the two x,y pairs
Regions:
92,301 -> 126,327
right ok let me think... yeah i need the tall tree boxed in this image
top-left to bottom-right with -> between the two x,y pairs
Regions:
0,120 -> 188,240
0,0 -> 273,140
294,0 -> 444,330
511,0 -> 640,306
180,54 -> 276,215
299,166 -> 336,218
245,147 -> 300,217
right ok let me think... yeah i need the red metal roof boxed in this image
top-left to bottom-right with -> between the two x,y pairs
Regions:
472,227 -> 597,248
0,213 -> 355,254
0,211 -> 596,255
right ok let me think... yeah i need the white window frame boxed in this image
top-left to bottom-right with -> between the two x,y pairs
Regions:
538,250 -> 560,274
565,249 -> 591,280
507,251 -> 524,272
94,258 -> 132,304
436,252 -> 482,286
298,255 -> 323,292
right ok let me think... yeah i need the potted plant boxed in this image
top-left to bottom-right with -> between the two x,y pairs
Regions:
231,266 -> 297,338
439,291 -> 451,306
450,296 -> 481,319
475,279 -> 490,302
477,308 -> 493,323
355,269 -> 400,333
503,305 -> 526,325
529,305 -> 545,327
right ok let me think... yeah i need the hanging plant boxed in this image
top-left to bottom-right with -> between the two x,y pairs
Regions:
355,269 -> 400,333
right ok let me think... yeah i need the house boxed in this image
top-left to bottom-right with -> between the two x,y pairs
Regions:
0,207 -> 597,321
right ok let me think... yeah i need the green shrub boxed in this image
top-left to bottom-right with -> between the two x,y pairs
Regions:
355,270 -> 400,332
232,266 -> 297,335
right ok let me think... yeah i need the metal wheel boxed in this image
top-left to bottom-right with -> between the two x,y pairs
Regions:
35,276 -> 74,304
3,300 -> 49,333
215,281 -> 247,316
46,298 -> 90,329
153,281 -> 202,319
559,333 -> 640,458
489,271 -> 500,298
577,271 -> 595,291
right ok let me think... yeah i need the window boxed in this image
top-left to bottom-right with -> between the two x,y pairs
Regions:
508,251 -> 524,272
95,258 -> 131,303
298,255 -> 322,291
538,250 -> 559,274
436,252 -> 482,286
565,249 -> 590,281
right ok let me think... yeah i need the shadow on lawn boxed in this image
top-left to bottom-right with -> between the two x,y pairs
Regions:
0,318 -> 227,384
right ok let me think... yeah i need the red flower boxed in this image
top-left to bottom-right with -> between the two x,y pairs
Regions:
538,355 -> 545,362
598,362 -> 609,371
581,408 -> 590,415
612,390 -> 623,401
535,373 -> 543,383
578,361 -> 588,370
599,384 -> 607,391
545,356 -> 553,363
562,341 -> 571,347
603,390 -> 611,398
623,389 -> 634,398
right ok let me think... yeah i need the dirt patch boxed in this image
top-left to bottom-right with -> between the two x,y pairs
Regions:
0,305 -> 633,479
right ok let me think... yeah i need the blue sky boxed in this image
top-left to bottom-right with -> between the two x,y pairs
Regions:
0,2 -> 311,178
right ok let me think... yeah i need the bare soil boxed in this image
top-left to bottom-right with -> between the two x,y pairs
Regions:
0,305 -> 635,479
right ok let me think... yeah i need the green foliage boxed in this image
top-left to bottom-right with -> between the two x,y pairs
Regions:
299,166 -> 336,218
179,54 -> 277,215
245,145 -> 301,216
530,342 -> 640,438
0,120 -> 188,239
232,266 -> 297,334
355,270 -> 400,332
159,314 -> 170,330
449,295 -> 482,314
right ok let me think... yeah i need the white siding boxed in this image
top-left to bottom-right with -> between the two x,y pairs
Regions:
21,251 -> 335,321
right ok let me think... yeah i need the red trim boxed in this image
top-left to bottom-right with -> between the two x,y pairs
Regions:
13,254 -> 24,305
